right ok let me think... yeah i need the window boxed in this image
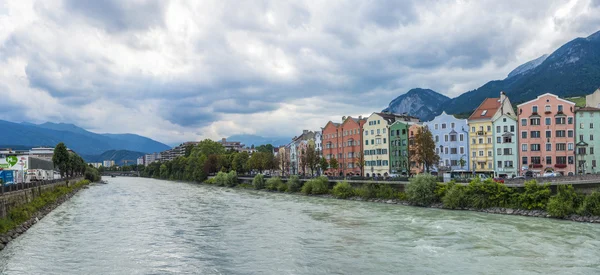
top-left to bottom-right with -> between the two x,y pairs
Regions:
558,105 -> 563,112
487,126 -> 491,131
487,151 -> 492,157
481,110 -> 488,116
532,106 -> 538,113
383,128 -> 386,134
522,144 -> 528,151
472,151 -> 476,157
497,126 -> 501,133
580,134 -> 584,141
532,157 -> 541,164
546,130 -> 551,138
504,126 -> 508,132
556,143 -> 566,151
546,156 -> 552,165
459,134 -> 464,141
594,160 -> 598,167
569,156 -> 574,164
442,123 -> 446,129
568,117 -> 573,124
522,131 -> 527,139
479,138 -> 483,144
545,105 -> 551,112
545,118 -> 551,125
390,130 -> 395,136
451,148 -> 457,154
580,123 -> 585,129
365,140 -> 368,145
556,156 -> 566,164
377,129 -> 380,135
591,123 -> 595,129
377,160 -> 382,166
568,143 -> 574,151
450,135 -> 457,142
365,130 -> 368,136
371,139 -> 374,145
555,117 -> 565,125
434,124 -> 439,130
510,125 -> 515,132
460,147 -> 465,155
444,147 -> 448,154
591,135 -> 594,141
435,135 -> 439,142
503,148 -> 512,155
451,123 -> 455,128
487,138 -> 492,144
371,130 -> 374,135
521,119 -> 527,126
445,135 -> 449,142
531,131 -> 541,138
522,157 -> 528,165
505,161 -> 513,168
504,136 -> 512,143
471,127 -> 475,132
556,130 -> 566,138
497,148 -> 502,155
488,163 -> 492,169
530,118 -> 540,125
497,137 -> 502,143
591,147 -> 595,155
472,139 -> 476,144
479,151 -> 484,156
497,161 -> 502,168
531,144 -> 541,151
568,130 -> 573,138
503,118 -> 507,122
546,143 -> 552,151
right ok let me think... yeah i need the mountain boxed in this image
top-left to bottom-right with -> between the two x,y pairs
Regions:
444,30 -> 600,115
0,120 -> 170,155
227,134 -> 291,147
82,150 -> 145,166
383,30 -> 600,119
382,88 -> 450,121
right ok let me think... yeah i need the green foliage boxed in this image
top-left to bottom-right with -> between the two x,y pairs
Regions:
332,181 -> 354,199
467,179 -> 513,209
375,185 -> 399,200
84,166 -> 101,182
397,192 -> 408,201
547,185 -> 579,218
319,157 -> 329,172
286,175 -> 301,193
442,183 -> 470,209
406,174 -> 438,206
236,183 -> 253,189
226,171 -> 238,187
52,142 -> 70,177
266,177 -> 283,191
578,191 -> 600,216
435,182 -> 451,201
214,172 -> 228,186
252,174 -> 265,190
204,178 -> 216,185
355,182 -> 377,199
517,180 -> 551,210
301,176 -> 329,195
0,179 -> 90,234
329,157 -> 339,170
277,182 -> 288,192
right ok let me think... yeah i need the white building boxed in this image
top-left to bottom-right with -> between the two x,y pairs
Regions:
103,160 -> 115,167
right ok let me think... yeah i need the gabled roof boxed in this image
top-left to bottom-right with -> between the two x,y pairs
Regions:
516,93 -> 576,107
468,98 -> 500,121
576,106 -> 600,112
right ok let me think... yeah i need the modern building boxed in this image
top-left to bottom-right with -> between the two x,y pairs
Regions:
136,156 -> 145,166
408,124 -> 424,175
585,88 -> 600,108
518,93 -> 576,176
90,162 -> 103,169
425,112 -> 470,172
218,138 -> 245,152
492,112 -> 518,178
27,147 -> 74,161
468,93 -> 513,176
389,120 -> 411,176
574,107 -> 600,174
144,152 -> 161,166
364,112 -> 419,177
103,160 -> 115,168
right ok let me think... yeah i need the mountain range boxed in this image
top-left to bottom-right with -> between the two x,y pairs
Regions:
0,120 -> 170,158
384,30 -> 600,120
82,150 -> 146,166
227,134 -> 291,147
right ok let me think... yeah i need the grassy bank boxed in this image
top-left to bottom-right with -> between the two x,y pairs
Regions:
205,172 -> 600,221
0,179 -> 91,233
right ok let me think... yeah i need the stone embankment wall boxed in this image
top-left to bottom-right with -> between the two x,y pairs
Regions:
0,178 -> 81,219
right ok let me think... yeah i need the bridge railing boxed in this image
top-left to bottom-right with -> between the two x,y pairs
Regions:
0,177 -> 77,195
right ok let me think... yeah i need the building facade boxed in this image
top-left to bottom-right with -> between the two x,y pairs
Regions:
518,93 -> 576,176
218,138 -> 245,151
425,112 -> 470,172
585,88 -> 600,108
364,113 -> 391,177
290,130 -> 315,175
492,114 -> 518,178
389,121 -> 410,176
339,116 -> 366,176
574,107 -> 600,174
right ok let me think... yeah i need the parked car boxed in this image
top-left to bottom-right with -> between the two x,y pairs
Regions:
493,177 -> 505,183
542,171 -> 557,177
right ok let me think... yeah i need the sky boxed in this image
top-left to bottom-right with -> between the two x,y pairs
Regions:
1,0 -> 599,145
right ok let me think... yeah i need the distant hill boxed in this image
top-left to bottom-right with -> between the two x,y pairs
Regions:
227,134 -> 291,147
382,88 -> 450,121
82,150 -> 145,166
383,30 -> 600,120
0,120 -> 170,155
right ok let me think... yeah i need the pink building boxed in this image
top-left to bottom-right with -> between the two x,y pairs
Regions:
517,93 -> 576,176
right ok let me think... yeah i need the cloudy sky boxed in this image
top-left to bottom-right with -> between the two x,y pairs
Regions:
1,0 -> 599,145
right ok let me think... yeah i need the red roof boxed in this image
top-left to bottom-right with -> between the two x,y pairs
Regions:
468,98 -> 500,121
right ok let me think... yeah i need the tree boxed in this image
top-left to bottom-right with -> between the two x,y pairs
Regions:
191,139 -> 225,158
414,127 -> 439,173
319,157 -> 329,174
305,144 -> 319,176
330,157 -> 339,172
52,142 -> 70,177
356,151 -> 365,176
232,152 -> 250,174
255,144 -> 274,153
299,148 -> 308,175
278,150 -> 290,176
459,157 -> 466,169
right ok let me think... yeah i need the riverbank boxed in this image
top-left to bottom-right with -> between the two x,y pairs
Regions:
0,179 -> 91,250
205,173 -> 600,224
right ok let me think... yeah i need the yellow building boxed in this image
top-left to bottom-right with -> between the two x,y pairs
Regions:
467,93 -> 513,175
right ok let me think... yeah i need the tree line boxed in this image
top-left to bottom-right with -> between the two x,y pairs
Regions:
52,142 -> 101,181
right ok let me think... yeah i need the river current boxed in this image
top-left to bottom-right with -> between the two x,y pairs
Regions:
0,177 -> 598,274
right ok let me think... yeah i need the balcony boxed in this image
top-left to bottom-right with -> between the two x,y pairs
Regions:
476,131 -> 485,136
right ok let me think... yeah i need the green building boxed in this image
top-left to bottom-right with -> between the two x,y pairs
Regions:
575,107 -> 600,174
389,120 -> 411,176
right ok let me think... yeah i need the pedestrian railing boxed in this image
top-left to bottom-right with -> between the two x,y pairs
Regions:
0,177 -> 76,195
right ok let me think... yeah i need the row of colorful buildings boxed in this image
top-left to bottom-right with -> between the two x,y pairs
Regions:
280,89 -> 600,178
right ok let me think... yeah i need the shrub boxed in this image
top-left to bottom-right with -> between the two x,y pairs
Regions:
237,183 -> 253,189
547,185 -> 579,218
226,171 -> 238,187
253,174 -> 265,190
214,172 -> 228,186
397,192 -> 408,201
286,175 -> 302,193
302,176 -> 329,195
204,178 -> 216,185
266,177 -> 283,191
442,184 -> 470,209
277,182 -> 288,192
578,191 -> 600,216
517,180 -> 551,210
355,182 -> 377,199
406,174 -> 438,206
467,179 -> 513,209
84,166 -> 101,182
375,185 -> 398,199
332,182 -> 354,199
435,182 -> 452,201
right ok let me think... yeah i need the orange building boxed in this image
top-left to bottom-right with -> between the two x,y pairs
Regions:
322,116 -> 366,176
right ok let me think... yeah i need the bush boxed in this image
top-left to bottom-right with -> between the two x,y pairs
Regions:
406,174 -> 438,206
375,185 -> 398,199
397,192 -> 408,201
435,182 -> 453,201
442,184 -> 470,209
204,178 -> 216,185
517,180 -> 551,210
286,175 -> 302,193
332,182 -> 354,199
253,174 -> 265,190
301,176 -> 329,195
467,179 -> 513,209
355,182 -> 377,199
277,182 -> 288,192
84,166 -> 101,182
578,191 -> 600,216
266,177 -> 283,191
547,185 -> 579,218
226,171 -> 238,187
214,172 -> 228,186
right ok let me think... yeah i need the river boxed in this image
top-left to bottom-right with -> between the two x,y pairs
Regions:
0,177 -> 598,274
